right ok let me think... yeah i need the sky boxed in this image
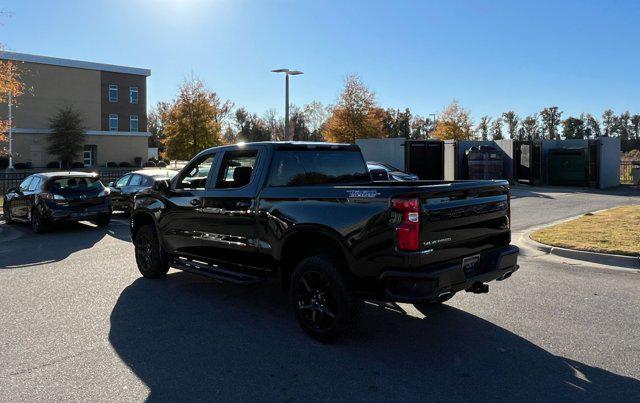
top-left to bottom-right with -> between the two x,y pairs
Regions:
1,0 -> 639,123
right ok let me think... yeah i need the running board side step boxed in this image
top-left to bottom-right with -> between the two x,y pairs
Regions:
171,256 -> 265,285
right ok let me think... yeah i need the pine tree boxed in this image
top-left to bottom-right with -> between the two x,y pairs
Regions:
47,107 -> 85,168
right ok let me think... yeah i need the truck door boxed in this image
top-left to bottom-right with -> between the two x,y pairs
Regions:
159,152 -> 219,256
197,146 -> 269,269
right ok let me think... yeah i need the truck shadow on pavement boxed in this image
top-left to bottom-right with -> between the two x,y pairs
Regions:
0,220 -> 130,269
109,273 -> 640,401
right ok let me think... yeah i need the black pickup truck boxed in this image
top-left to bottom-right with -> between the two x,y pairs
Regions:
131,142 -> 518,341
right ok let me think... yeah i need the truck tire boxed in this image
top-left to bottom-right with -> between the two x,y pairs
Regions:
290,255 -> 354,342
134,224 -> 169,279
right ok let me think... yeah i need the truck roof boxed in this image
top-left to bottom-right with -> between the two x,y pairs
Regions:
197,141 -> 360,157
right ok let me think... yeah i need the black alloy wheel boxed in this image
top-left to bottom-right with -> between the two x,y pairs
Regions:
135,230 -> 153,273
134,224 -> 169,278
290,255 -> 354,342
295,270 -> 339,332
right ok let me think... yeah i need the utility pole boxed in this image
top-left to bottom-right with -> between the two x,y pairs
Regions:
8,91 -> 13,170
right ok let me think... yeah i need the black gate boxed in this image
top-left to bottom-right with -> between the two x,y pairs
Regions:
405,140 -> 444,180
514,140 -> 542,184
587,140 -> 600,188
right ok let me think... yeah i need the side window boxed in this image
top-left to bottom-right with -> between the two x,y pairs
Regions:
129,175 -> 143,186
116,175 -> 130,187
176,154 -> 216,190
28,177 -> 41,191
19,176 -> 33,191
216,150 -> 258,189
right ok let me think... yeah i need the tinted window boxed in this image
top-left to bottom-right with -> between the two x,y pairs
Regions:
19,176 -> 33,191
49,177 -> 104,194
176,154 -> 216,190
116,175 -> 130,187
217,150 -> 258,189
129,175 -> 143,186
269,150 -> 369,187
28,177 -> 41,191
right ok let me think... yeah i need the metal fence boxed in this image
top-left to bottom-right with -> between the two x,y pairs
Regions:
0,168 -> 134,195
620,161 -> 639,184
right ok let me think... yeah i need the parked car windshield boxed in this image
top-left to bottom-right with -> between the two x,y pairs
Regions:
269,150 -> 369,186
368,162 -> 401,172
48,177 -> 104,194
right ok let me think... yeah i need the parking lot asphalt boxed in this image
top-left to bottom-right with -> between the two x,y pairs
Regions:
0,187 -> 639,401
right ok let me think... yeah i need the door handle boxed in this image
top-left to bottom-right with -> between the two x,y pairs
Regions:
236,201 -> 251,209
190,198 -> 202,207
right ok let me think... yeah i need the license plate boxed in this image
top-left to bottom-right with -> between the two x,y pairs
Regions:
462,254 -> 481,276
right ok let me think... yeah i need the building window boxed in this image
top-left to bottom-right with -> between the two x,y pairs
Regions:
109,114 -> 118,131
130,115 -> 139,132
130,86 -> 138,104
109,84 -> 118,102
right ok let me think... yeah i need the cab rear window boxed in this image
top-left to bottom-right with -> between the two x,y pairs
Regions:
48,177 -> 103,193
268,150 -> 369,186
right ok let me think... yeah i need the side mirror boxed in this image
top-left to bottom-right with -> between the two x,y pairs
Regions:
369,169 -> 390,181
153,178 -> 171,193
7,187 -> 17,194
107,181 -> 114,187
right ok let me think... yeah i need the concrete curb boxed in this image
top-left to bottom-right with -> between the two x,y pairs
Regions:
517,211 -> 640,270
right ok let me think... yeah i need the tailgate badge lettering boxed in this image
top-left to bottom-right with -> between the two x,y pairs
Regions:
347,190 -> 380,198
423,237 -> 452,247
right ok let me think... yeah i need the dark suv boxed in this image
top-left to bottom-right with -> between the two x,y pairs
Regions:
3,172 -> 112,233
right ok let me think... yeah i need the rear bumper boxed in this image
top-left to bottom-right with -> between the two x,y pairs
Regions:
40,201 -> 112,222
378,245 -> 519,303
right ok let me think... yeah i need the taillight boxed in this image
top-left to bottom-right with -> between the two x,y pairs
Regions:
392,197 -> 420,251
40,192 -> 65,200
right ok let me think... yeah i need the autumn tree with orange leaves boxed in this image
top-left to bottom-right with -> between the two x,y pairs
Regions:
323,74 -> 385,143
0,52 -> 25,154
431,100 -> 474,140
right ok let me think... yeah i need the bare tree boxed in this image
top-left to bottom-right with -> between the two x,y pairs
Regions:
263,109 -> 284,141
302,101 -> 330,139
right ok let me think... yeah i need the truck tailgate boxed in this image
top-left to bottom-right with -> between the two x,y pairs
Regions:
418,181 -> 510,266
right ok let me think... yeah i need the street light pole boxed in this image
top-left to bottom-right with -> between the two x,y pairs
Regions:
428,113 -> 437,140
285,74 -> 289,141
8,91 -> 13,170
271,68 -> 303,141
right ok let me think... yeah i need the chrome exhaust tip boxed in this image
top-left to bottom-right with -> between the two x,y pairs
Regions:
497,270 -> 514,281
